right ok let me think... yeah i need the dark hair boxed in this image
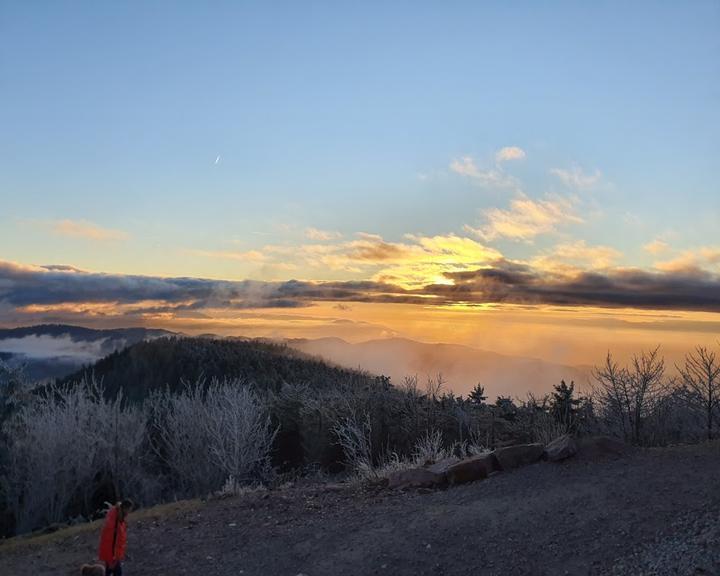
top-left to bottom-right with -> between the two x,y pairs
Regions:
120,498 -> 135,512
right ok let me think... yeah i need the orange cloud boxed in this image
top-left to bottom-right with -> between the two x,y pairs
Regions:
643,239 -> 670,255
51,219 -> 128,241
466,194 -> 582,242
191,249 -> 268,262
654,246 -> 720,273
532,240 -> 622,273
190,232 -> 502,288
304,227 -> 343,241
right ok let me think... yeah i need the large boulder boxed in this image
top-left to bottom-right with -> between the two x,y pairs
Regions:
426,457 -> 460,475
446,453 -> 499,485
544,434 -> 578,462
387,467 -> 447,489
493,443 -> 545,470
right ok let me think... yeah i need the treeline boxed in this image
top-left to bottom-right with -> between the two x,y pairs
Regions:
0,340 -> 718,538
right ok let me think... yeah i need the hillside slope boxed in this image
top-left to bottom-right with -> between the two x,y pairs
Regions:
2,442 -> 718,576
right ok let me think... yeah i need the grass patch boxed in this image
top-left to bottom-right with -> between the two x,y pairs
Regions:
0,498 -> 205,555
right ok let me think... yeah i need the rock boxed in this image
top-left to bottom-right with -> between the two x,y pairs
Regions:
366,477 -> 389,488
493,443 -> 545,470
387,467 -> 446,489
425,457 -> 460,474
544,434 -> 578,462
40,522 -> 64,535
445,453 -> 498,485
80,564 -> 106,576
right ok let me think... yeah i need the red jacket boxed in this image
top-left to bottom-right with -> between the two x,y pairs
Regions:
98,506 -> 127,564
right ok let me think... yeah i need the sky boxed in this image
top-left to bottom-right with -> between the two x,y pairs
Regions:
1,1 -> 719,367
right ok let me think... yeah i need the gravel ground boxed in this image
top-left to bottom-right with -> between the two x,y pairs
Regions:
1,441 -> 719,576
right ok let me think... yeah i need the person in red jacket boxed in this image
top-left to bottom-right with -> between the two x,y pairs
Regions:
98,499 -> 134,576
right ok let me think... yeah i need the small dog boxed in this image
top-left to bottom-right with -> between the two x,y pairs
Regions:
80,564 -> 105,576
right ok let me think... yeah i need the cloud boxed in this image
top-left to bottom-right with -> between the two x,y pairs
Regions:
433,261 -> 720,312
449,156 -> 519,189
304,227 -> 342,241
2,255 -> 720,325
465,194 -> 582,242
50,219 -> 128,241
532,240 -> 622,271
550,166 -> 602,189
495,146 -> 526,163
347,238 -> 411,261
449,156 -> 479,177
191,232 -> 501,289
191,249 -> 268,263
0,334 -> 109,362
0,259 -> 421,312
654,247 -> 720,274
371,234 -> 502,288
644,239 -> 671,255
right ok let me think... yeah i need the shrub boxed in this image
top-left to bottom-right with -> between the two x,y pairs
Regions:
2,379 -> 146,533
149,379 -> 277,497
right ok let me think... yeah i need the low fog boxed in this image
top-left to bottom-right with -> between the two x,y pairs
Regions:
0,334 -> 113,362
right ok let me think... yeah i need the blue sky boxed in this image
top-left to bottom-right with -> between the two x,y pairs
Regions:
0,2 -> 719,355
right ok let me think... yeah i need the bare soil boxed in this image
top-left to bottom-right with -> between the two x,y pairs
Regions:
2,442 -> 719,576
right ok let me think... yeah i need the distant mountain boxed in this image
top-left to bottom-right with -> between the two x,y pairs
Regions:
0,324 -> 174,381
2,325 -> 593,399
287,337 -> 592,399
58,336 -> 376,403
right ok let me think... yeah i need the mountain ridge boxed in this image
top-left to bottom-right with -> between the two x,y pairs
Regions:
2,324 -> 592,397
287,335 -> 592,398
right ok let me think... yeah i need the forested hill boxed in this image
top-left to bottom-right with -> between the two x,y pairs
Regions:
57,336 -> 378,402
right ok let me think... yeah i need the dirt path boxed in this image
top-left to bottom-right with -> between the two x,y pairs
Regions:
2,442 -> 719,576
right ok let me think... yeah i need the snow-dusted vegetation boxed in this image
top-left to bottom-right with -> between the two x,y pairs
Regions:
0,340 -> 717,537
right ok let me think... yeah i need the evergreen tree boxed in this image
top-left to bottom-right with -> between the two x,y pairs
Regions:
495,396 -> 517,421
468,383 -> 487,406
550,380 -> 581,432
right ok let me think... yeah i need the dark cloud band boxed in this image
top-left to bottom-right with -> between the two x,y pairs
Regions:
434,261 -> 720,311
1,260 -> 719,320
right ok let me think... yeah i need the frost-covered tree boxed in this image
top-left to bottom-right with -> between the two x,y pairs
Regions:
203,380 -> 277,485
149,379 -> 277,497
677,346 -> 720,440
593,348 -> 669,444
2,379 -> 150,533
148,383 -> 223,497
1,379 -> 147,532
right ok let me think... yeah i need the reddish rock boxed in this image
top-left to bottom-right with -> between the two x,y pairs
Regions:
387,467 -> 446,489
426,457 -> 460,475
493,443 -> 545,470
446,453 -> 498,485
544,434 -> 578,462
